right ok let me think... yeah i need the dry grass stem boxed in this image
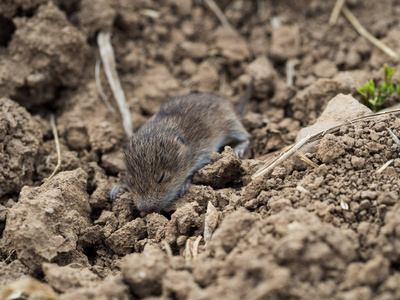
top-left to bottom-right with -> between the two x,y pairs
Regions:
286,58 -> 295,86
44,115 -> 61,182
140,9 -> 160,19
204,0 -> 232,30
4,250 -> 16,264
0,277 -> 59,300
329,0 -> 345,26
376,159 -> 394,174
252,134 -> 311,179
97,31 -> 133,137
95,59 -> 115,113
296,185 -> 309,194
294,148 -> 319,168
184,238 -> 192,264
256,144 -> 292,161
163,241 -> 173,259
340,199 -> 349,210
204,201 -> 218,248
342,5 -> 399,59
252,108 -> 400,180
387,128 -> 400,146
192,236 -> 202,262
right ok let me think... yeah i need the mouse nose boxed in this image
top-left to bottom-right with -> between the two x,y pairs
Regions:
142,207 -> 157,214
138,203 -> 159,214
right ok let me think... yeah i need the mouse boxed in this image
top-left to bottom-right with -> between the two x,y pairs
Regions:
110,78 -> 254,213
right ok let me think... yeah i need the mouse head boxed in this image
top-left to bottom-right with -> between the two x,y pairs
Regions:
124,129 -> 192,213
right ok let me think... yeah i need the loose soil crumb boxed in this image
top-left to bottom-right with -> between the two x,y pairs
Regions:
2,168 -> 91,272
0,98 -> 42,197
1,0 -> 400,299
1,3 -> 88,107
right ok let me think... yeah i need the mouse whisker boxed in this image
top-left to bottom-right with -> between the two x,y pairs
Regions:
115,198 -> 137,205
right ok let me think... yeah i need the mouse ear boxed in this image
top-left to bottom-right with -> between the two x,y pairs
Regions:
174,135 -> 187,146
174,135 -> 187,158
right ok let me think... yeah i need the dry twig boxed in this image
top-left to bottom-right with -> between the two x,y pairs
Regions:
341,5 -> 399,59
140,9 -> 160,19
97,31 -> 132,137
376,159 -> 394,174
252,134 -> 311,179
204,201 -> 218,248
329,0 -> 345,26
286,59 -> 295,86
95,59 -> 115,113
340,199 -> 349,210
163,241 -> 173,259
204,0 -> 232,30
184,238 -> 192,264
192,236 -> 202,262
296,185 -> 309,194
294,148 -> 319,168
387,127 -> 400,147
183,236 -> 203,264
44,115 -> 61,182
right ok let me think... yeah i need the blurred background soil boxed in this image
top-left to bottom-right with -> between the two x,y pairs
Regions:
1,0 -> 400,299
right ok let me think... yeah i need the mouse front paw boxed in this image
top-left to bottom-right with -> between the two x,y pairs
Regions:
178,179 -> 191,197
110,184 -> 128,201
233,140 -> 250,158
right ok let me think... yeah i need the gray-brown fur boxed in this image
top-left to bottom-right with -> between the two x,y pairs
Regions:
111,91 -> 251,213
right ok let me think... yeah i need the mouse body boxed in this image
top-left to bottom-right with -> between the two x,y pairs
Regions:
111,91 -> 251,213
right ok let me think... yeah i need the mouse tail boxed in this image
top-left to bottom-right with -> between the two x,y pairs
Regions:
237,77 -> 254,117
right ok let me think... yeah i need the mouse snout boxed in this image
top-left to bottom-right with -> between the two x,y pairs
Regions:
136,201 -> 160,214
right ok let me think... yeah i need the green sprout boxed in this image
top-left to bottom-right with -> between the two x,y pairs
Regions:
382,64 -> 395,93
397,73 -> 400,95
357,64 -> 400,112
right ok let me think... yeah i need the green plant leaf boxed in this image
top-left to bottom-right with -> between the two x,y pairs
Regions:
357,87 -> 367,98
358,64 -> 399,112
384,63 -> 395,86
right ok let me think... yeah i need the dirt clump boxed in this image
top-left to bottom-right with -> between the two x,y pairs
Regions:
192,146 -> 242,188
76,0 -> 116,38
43,263 -> 100,293
61,274 -> 130,300
269,25 -> 300,62
0,98 -> 42,198
1,168 -> 91,272
121,245 -> 169,298
0,260 -> 30,287
0,0 -> 47,18
105,218 -> 147,255
1,2 -> 88,107
317,134 -> 347,163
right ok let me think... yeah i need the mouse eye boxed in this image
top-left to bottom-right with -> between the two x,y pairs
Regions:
156,172 -> 165,183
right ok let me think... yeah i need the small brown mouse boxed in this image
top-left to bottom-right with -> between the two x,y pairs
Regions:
111,79 -> 253,213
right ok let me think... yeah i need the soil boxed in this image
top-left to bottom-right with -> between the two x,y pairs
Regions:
1,0 -> 400,299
